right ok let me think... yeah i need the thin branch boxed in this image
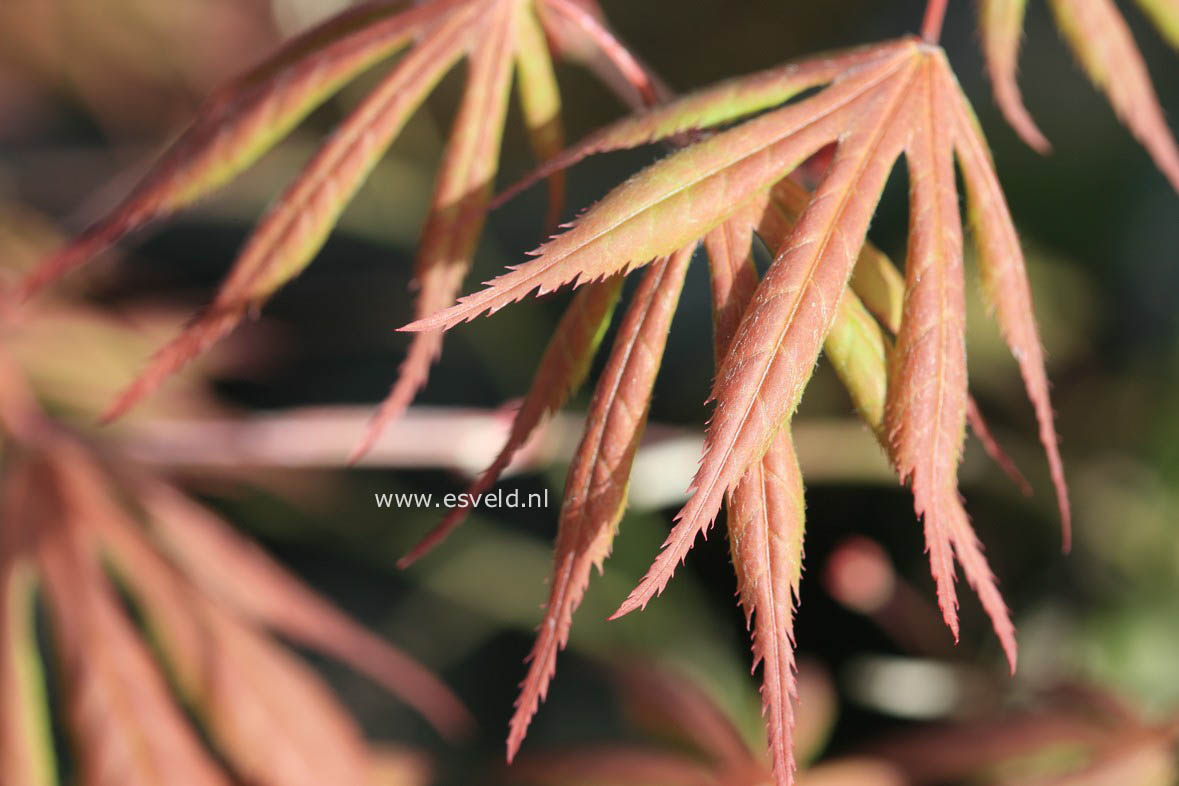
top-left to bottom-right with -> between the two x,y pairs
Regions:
921,0 -> 949,43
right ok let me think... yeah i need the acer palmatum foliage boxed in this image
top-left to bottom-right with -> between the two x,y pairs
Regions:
13,0 -> 656,454
0,338 -> 467,786
409,35 -> 1074,784
981,0 -> 1179,190
17,0 -> 1179,783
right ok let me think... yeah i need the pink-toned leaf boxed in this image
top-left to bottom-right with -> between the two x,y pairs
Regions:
131,478 -> 472,739
507,244 -> 694,763
101,4 -> 479,422
769,179 -> 1031,491
1048,0 -> 1179,192
706,204 -> 806,786
614,49 -> 921,617
758,182 -> 890,436
354,0 -> 519,459
727,432 -> 806,786
15,0 -> 464,301
35,498 -> 229,786
398,274 -> 623,567
979,0 -> 1052,152
408,45 -> 915,333
885,56 -> 1018,664
951,74 -> 1072,550
94,506 -> 372,786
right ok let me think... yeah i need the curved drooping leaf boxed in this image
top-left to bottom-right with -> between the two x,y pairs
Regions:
101,4 -> 479,423
132,479 -> 472,739
399,274 -> 623,568
1047,0 -> 1179,192
507,245 -> 694,763
886,58 -> 1016,667
96,507 -> 372,786
951,84 -> 1072,549
979,0 -> 1179,191
979,0 -> 1052,152
769,179 -> 1031,493
705,206 -> 806,785
17,0 -> 663,441
15,0 -> 463,301
614,50 -> 921,618
355,0 -> 519,459
36,510 -> 229,786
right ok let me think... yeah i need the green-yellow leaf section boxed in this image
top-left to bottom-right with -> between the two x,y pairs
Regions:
1134,0 -> 1179,50
2,560 -> 58,786
825,291 -> 890,436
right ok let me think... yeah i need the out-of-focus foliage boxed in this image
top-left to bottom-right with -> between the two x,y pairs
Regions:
2,1 -> 1178,785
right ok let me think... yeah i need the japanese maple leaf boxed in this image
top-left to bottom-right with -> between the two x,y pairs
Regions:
407,36 -> 1071,785
11,0 -> 659,455
0,351 -> 467,786
980,0 -> 1179,191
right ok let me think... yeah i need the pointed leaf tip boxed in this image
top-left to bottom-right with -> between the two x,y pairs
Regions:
508,246 -> 692,760
1049,0 -> 1179,193
619,50 -> 922,619
980,0 -> 1054,153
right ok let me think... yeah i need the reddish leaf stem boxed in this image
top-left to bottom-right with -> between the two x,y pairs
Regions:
921,0 -> 949,43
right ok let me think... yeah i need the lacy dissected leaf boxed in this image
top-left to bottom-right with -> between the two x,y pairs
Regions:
95,507 -> 371,786
615,46 -> 922,618
979,0 -> 1051,152
1047,0 -> 1179,191
407,42 -> 917,332
0,476 -> 56,786
101,3 -> 479,423
885,57 -> 1015,666
130,478 -> 472,739
605,46 -> 1042,680
355,0 -> 521,459
952,83 -> 1072,549
22,0 -> 662,436
507,244 -> 694,763
769,179 -> 1031,493
35,502 -> 228,786
15,0 -> 462,300
705,207 -> 806,786
399,274 -> 623,567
